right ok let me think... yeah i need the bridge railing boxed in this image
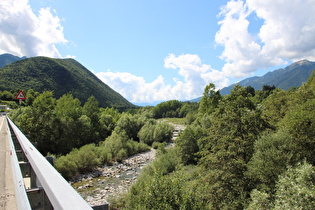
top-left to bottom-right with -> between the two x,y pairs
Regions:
5,117 -> 31,210
7,117 -> 95,209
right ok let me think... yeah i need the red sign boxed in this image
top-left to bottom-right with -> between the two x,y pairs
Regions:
15,90 -> 26,100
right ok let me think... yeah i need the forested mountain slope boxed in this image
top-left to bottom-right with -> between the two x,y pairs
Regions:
0,56 -> 135,109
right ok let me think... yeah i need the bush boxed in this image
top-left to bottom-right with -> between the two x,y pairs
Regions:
116,148 -> 128,162
138,121 -> 173,145
152,141 -> 160,149
152,148 -> 179,175
73,144 -> 100,172
55,155 -> 78,179
55,144 -> 100,179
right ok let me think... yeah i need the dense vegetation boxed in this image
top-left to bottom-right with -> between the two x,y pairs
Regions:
0,56 -> 135,109
109,72 -> 315,209
10,91 -> 174,179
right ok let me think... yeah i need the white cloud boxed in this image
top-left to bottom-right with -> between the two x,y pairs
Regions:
0,0 -> 67,57
215,0 -> 315,78
96,54 -> 229,103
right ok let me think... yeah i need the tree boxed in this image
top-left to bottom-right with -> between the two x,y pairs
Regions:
138,120 -> 173,145
138,120 -> 156,145
24,91 -> 56,155
25,89 -> 40,106
245,85 -> 255,96
98,107 -> 120,139
114,113 -> 141,141
281,99 -> 315,164
82,96 -> 101,142
153,100 -> 183,118
176,126 -> 204,165
198,83 -> 221,116
153,122 -> 173,143
55,94 -> 82,119
246,131 -> 296,193
0,90 -> 14,101
197,85 -> 268,209
274,162 -> 315,209
262,89 -> 290,128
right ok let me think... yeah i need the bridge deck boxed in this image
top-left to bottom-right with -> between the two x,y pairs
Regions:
0,116 -> 17,209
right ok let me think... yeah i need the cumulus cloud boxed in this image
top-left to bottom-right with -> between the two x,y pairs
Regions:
216,0 -> 315,78
96,54 -> 229,103
0,0 -> 67,57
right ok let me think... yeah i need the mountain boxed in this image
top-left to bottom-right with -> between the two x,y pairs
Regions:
220,60 -> 315,95
191,60 -> 315,102
0,53 -> 26,68
0,55 -> 136,109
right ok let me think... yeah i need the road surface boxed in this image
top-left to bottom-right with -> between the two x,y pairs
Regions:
0,116 -> 17,209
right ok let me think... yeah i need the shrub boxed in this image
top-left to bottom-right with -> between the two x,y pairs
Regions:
55,155 -> 78,179
73,144 -> 100,172
116,148 -> 128,162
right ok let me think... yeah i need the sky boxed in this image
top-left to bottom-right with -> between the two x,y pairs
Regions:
1,0 -> 315,105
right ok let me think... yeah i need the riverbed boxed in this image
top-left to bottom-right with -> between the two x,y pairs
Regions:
72,122 -> 185,206
72,148 -> 156,206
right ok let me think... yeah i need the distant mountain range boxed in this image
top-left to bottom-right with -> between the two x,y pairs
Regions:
0,53 -> 26,68
0,54 -> 136,109
191,60 -> 315,102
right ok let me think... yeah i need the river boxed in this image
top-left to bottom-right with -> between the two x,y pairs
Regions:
71,123 -> 185,206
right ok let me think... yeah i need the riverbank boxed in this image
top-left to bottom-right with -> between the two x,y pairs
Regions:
72,148 -> 156,206
72,122 -> 186,206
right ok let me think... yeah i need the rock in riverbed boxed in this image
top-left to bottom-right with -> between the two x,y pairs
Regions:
72,148 -> 156,206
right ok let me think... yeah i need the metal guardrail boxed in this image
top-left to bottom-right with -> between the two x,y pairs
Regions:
7,117 -> 94,210
5,118 -> 32,210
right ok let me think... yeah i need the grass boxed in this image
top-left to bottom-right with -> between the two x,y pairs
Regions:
159,118 -> 186,125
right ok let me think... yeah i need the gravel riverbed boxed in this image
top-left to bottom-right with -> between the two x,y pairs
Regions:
71,148 -> 156,206
71,123 -> 186,207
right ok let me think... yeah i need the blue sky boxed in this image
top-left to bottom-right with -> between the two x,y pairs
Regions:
1,0 -> 315,105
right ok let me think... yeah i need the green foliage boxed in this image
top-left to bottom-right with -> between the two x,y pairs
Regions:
138,120 -> 173,145
176,126 -> 204,165
114,113 -> 144,141
246,131 -> 296,193
196,84 -> 269,209
153,100 -> 183,118
54,155 -> 78,179
124,152 -> 209,210
0,90 -> 14,100
97,131 -> 150,163
151,148 -> 179,175
281,99 -> 315,164
10,69 -> 315,208
138,120 -> 156,145
261,89 -> 290,128
153,122 -> 173,143
12,92 -> 120,155
127,170 -> 202,210
274,162 -> 315,209
198,83 -> 221,116
246,189 -> 272,210
55,144 -> 100,179
25,89 -> 40,106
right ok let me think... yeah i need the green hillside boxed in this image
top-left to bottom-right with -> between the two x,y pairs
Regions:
0,56 -> 135,109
